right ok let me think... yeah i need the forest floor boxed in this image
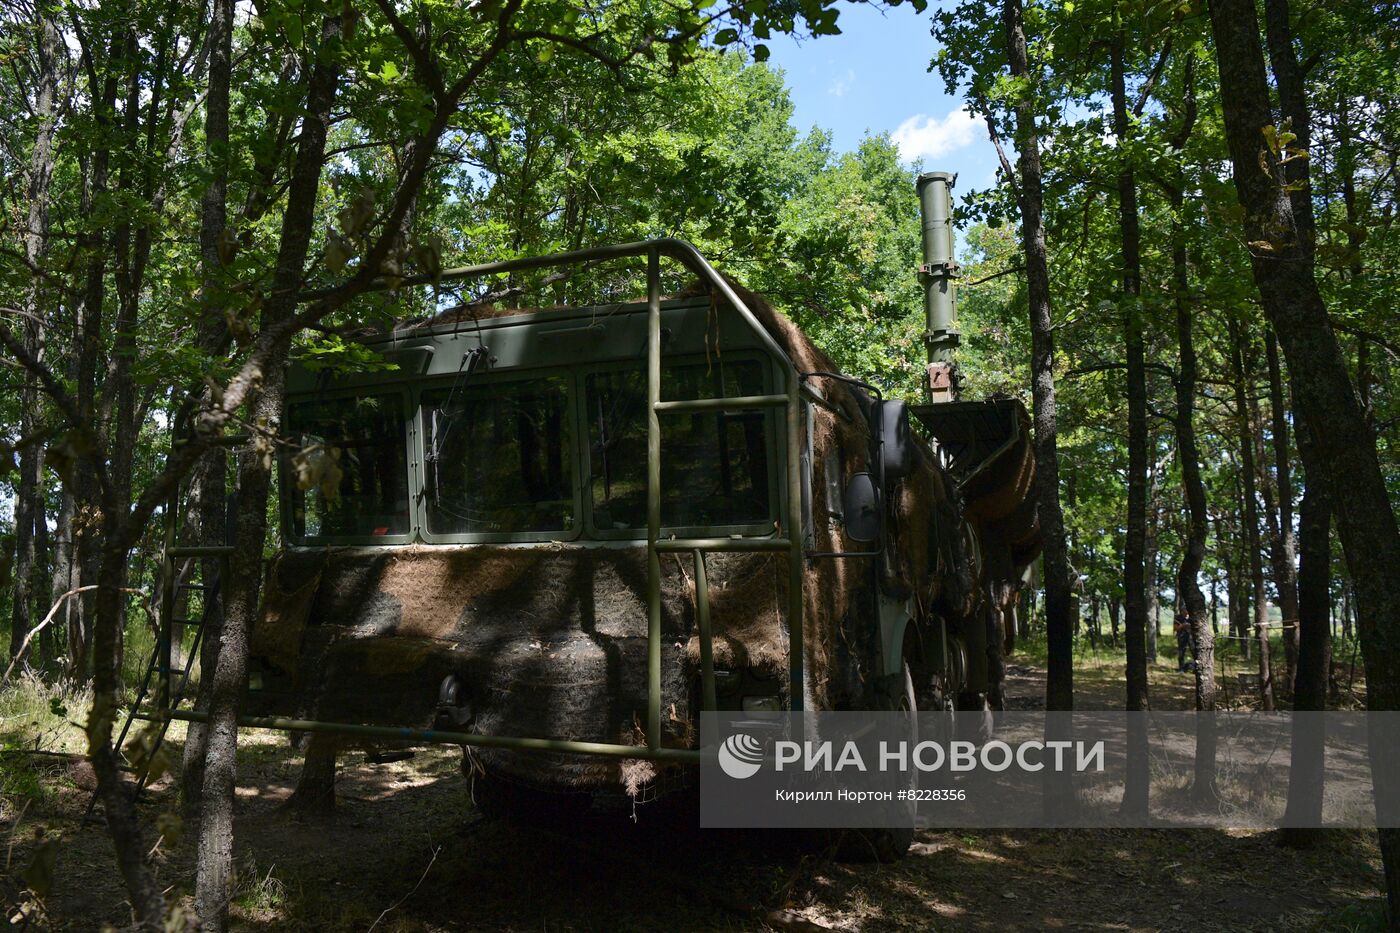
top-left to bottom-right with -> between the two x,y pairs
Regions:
1,641 -> 1386,932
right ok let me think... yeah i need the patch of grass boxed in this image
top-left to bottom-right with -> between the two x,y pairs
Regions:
0,754 -> 51,819
1011,623 -> 1366,709
0,671 -> 90,754
0,672 -> 93,821
119,611 -> 204,692
0,611 -> 205,766
233,855 -> 290,916
122,618 -> 158,687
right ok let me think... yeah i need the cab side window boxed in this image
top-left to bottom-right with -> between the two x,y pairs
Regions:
586,360 -> 773,531
287,393 -> 409,540
422,376 -> 575,534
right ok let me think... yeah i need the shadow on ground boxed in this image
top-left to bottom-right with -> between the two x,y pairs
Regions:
15,736 -> 1386,932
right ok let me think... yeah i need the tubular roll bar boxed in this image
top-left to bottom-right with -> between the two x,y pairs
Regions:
150,239 -> 804,767
135,710 -> 702,762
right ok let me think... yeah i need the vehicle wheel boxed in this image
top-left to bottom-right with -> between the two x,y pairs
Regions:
839,662 -> 916,863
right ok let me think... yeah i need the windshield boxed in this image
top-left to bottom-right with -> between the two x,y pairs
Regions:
587,360 -> 772,530
287,393 -> 409,539
423,376 -> 575,535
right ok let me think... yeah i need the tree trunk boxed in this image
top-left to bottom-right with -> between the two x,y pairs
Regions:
1226,511 -> 1251,662
988,597 -> 1007,711
1145,475 -> 1160,663
183,451 -> 227,668
32,482 -> 51,670
1168,167 -> 1217,799
182,0 -> 234,812
1111,25 -> 1150,818
1001,0 -> 1072,715
102,30 -> 147,559
196,14 -> 344,929
88,530 -> 167,930
69,36 -> 120,687
1265,332 -> 1300,692
1209,0 -> 1400,914
1248,374 -> 1284,678
10,8 -> 61,669
51,490 -> 77,668
1338,588 -> 1346,642
11,420 -> 42,668
1210,577 -> 1219,637
1281,382 -> 1331,846
181,454 -> 227,812
999,0 -> 1075,820
287,735 -> 339,817
1338,105 -> 1374,440
1230,320 -> 1275,710
194,290 -> 283,933
1018,579 -> 1033,640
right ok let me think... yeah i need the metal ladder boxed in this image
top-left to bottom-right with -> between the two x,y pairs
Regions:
638,243 -> 806,738
83,435 -> 242,823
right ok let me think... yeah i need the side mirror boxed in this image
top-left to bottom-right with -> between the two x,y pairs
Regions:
871,399 -> 915,485
843,472 -> 881,543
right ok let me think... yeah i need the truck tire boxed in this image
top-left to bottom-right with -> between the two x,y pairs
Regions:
839,662 -> 917,863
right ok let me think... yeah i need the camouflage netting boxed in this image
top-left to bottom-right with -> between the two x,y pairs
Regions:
255,546 -> 701,788
252,279 -> 992,793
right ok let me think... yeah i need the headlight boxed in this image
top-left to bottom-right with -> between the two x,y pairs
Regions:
741,695 -> 783,713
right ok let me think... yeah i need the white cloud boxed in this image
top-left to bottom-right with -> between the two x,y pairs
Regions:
891,108 -> 981,162
827,69 -> 855,98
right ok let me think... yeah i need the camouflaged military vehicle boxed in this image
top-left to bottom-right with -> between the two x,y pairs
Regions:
238,172 -> 1039,856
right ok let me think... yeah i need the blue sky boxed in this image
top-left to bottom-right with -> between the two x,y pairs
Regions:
764,3 -> 1001,194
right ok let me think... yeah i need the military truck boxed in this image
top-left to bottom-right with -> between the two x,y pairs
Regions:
241,172 -> 1039,854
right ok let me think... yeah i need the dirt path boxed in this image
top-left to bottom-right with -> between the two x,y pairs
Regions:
5,652 -> 1386,931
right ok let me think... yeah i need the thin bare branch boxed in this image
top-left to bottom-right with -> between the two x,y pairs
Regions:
1132,37 -> 1173,117
2,585 -> 146,682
